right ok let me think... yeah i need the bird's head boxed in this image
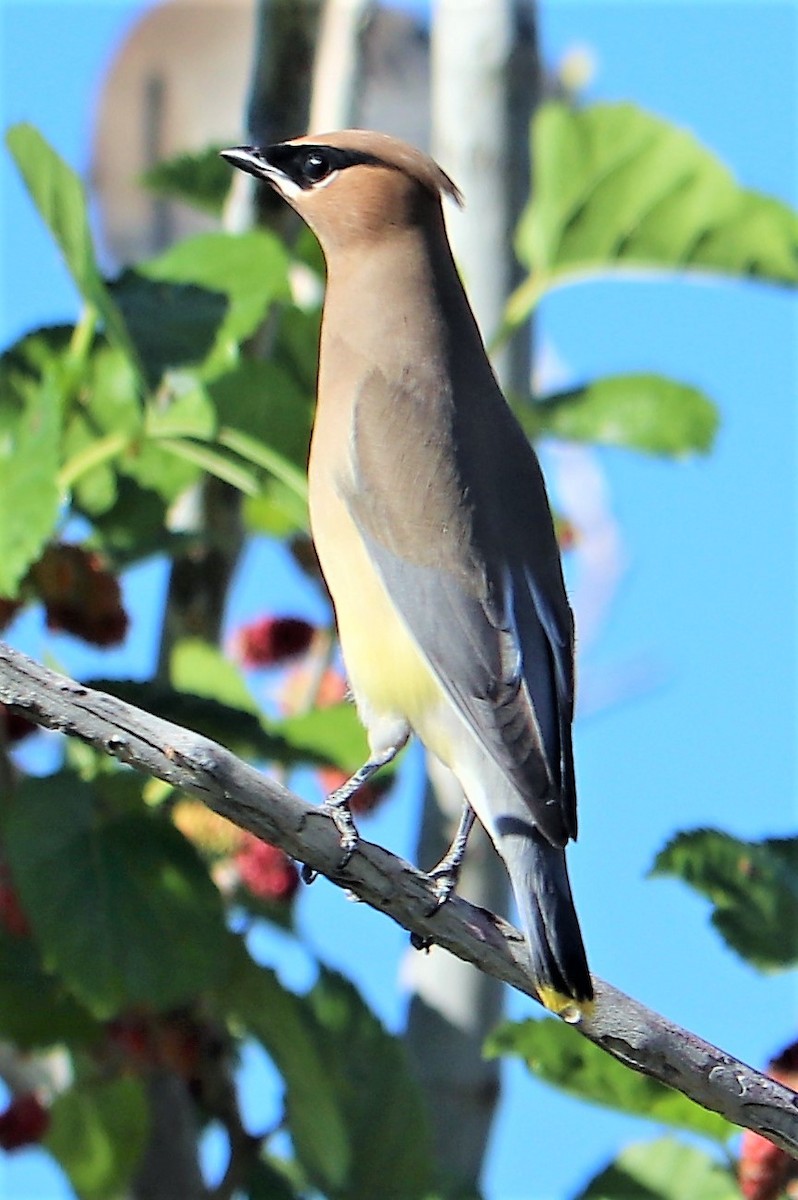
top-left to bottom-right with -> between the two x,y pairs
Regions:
221,130 -> 462,252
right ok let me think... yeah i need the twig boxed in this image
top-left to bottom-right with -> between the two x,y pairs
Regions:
1,640 -> 797,1157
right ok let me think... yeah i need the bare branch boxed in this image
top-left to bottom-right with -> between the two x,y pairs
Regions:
1,640 -> 797,1157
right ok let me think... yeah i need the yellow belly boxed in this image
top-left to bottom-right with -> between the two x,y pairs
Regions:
309,480 -> 446,746
336,567 -> 443,731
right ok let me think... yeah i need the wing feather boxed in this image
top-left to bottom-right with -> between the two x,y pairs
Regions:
347,368 -> 577,846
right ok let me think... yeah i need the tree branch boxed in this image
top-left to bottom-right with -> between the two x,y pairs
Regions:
1,640 -> 797,1157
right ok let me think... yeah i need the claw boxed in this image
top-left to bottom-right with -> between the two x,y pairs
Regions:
322,794 -> 360,868
421,802 -> 476,916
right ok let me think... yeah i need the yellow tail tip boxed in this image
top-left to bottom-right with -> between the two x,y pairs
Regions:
537,985 -> 595,1024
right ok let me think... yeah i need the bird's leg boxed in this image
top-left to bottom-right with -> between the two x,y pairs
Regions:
302,744 -> 401,882
426,801 -> 476,909
410,802 -> 477,951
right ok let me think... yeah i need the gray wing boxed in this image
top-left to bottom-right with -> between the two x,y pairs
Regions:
347,371 -> 577,847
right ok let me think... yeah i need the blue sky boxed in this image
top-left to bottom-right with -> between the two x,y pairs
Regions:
1,3 -> 797,1199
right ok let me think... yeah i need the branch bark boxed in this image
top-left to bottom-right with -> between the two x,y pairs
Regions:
1,640 -> 797,1159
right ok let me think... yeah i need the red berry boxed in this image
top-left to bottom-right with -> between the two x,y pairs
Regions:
0,1093 -> 49,1150
232,616 -> 315,668
31,544 -> 128,647
738,1039 -> 798,1200
235,836 -> 299,903
739,1127 -> 792,1200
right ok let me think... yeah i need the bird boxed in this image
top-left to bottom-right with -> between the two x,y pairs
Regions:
221,131 -> 593,1018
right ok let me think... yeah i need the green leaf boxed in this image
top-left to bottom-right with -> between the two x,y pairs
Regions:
139,231 -> 291,376
0,367 -> 62,594
44,1077 -> 149,1200
4,773 -> 234,1016
277,703 -> 371,774
143,376 -> 216,442
509,101 -> 798,322
0,929 -> 99,1049
233,961 -> 437,1200
141,144 -> 234,216
650,829 -> 798,970
523,374 -> 719,457
111,270 -> 228,387
272,303 -> 322,395
210,357 -> 313,470
575,1138 -> 740,1200
5,124 -> 142,375
243,483 -> 310,538
486,1018 -> 734,1143
229,955 -> 352,1194
302,968 -> 437,1200
83,474 -> 173,561
153,436 -> 260,495
244,1156 -> 303,1200
52,336 -> 142,512
170,637 -> 257,711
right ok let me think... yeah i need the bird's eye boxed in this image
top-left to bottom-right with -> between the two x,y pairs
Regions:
302,151 -> 332,184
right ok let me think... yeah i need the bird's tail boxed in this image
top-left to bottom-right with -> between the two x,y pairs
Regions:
500,827 -> 593,1020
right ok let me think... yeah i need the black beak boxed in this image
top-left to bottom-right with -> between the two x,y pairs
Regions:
219,146 -> 269,180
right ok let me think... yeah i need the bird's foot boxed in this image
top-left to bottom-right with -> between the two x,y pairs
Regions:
301,797 -> 359,883
408,852 -> 467,952
322,791 -> 360,870
424,857 -> 462,914
420,803 -> 475,917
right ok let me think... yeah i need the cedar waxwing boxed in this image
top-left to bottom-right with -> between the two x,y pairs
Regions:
221,132 -> 593,1017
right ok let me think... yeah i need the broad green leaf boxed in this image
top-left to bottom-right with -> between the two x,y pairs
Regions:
522,374 -> 719,457
141,144 -> 233,216
243,482 -> 310,538
228,955 -> 352,1195
4,773 -> 234,1016
273,303 -> 322,395
486,1018 -> 734,1143
118,439 -> 203,501
0,929 -> 99,1049
170,637 -> 257,711
5,124 -> 142,376
111,269 -> 228,387
44,1077 -> 149,1200
244,1156 -> 303,1200
277,703 -> 371,774
118,381 -> 216,503
143,376 -> 216,441
231,960 -> 437,1200
1,323 -> 74,377
60,341 -> 142,506
0,367 -> 62,594
84,474 -> 173,561
576,1138 -> 740,1200
509,101 -> 798,322
139,231 -> 291,375
650,829 -> 798,970
220,429 -> 308,498
210,358 -> 313,470
153,436 -> 260,495
299,968 -> 437,1200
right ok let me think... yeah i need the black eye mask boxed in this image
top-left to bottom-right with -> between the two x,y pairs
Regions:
264,143 -> 383,189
